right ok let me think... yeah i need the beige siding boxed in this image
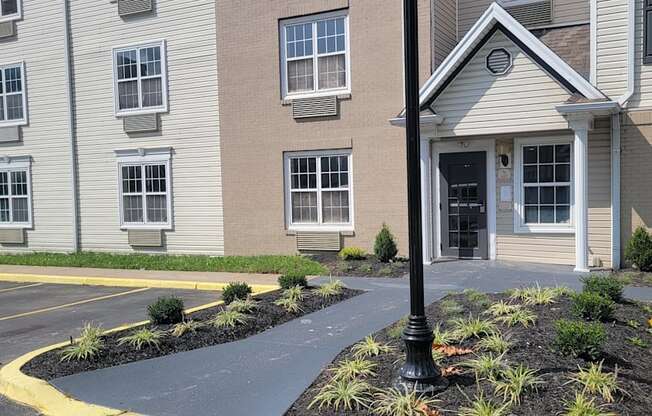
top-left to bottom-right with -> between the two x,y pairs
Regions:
621,110 -> 652,263
70,0 -> 224,255
433,0 -> 458,68
595,0 -> 629,99
458,0 -> 590,38
493,128 -> 612,268
0,0 -> 76,252
432,31 -> 572,137
632,0 -> 652,107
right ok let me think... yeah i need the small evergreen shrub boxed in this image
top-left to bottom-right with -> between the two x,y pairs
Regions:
278,274 -> 308,289
582,275 -> 624,303
572,291 -> 615,321
147,296 -> 184,325
554,319 -> 606,360
338,247 -> 367,260
374,224 -> 398,263
222,282 -> 252,305
624,226 -> 652,271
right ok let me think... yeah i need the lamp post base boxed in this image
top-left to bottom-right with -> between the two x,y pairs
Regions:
395,315 -> 449,394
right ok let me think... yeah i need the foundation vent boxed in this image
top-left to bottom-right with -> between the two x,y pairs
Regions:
123,114 -> 159,133
118,0 -> 153,17
0,229 -> 25,244
296,232 -> 341,252
128,229 -> 162,247
0,22 -> 15,38
292,96 -> 338,119
503,0 -> 552,27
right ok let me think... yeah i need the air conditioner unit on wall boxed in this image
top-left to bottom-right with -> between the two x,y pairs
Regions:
504,0 -> 552,27
117,0 -> 153,17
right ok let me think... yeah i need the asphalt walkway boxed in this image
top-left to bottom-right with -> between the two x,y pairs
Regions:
51,260 -> 652,416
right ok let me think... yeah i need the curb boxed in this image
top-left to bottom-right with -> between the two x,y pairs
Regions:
0,286 -> 278,416
0,272 -> 278,293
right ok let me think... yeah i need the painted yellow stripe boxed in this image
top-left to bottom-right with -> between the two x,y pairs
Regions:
0,272 -> 277,293
0,283 -> 43,293
0,287 -> 150,322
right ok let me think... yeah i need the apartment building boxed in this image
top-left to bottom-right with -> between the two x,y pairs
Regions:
0,0 -> 224,255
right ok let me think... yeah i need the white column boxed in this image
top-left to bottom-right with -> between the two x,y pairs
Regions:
420,138 -> 433,264
568,115 -> 593,272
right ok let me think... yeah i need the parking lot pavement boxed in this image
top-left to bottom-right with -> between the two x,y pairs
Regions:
0,282 -> 220,365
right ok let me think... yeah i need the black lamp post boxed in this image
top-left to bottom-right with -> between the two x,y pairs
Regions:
397,0 -> 449,394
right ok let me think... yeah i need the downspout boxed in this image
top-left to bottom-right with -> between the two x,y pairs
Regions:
63,0 -> 80,252
611,113 -> 621,269
617,0 -> 635,106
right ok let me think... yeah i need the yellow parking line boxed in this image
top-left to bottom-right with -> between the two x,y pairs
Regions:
0,283 -> 43,293
0,287 -> 150,322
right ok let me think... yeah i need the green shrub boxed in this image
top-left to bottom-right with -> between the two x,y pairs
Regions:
147,296 -> 185,325
624,226 -> 652,271
222,282 -> 252,305
554,319 -> 606,360
374,224 -> 398,263
338,247 -> 367,260
572,292 -> 615,321
582,275 -> 624,303
278,274 -> 308,289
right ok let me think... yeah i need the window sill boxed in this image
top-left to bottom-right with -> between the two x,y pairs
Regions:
287,225 -> 354,234
281,92 -> 351,106
116,107 -> 167,118
0,15 -> 21,24
0,120 -> 27,128
0,223 -> 32,229
514,224 -> 574,234
121,225 -> 171,231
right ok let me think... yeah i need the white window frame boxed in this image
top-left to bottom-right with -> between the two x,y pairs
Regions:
112,40 -> 168,117
115,147 -> 173,230
0,156 -> 32,229
279,10 -> 351,100
0,62 -> 28,127
284,149 -> 354,232
0,0 -> 21,23
513,136 -> 574,234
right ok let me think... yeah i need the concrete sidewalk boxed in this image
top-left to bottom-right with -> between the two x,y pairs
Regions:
48,261 -> 652,416
0,265 -> 280,290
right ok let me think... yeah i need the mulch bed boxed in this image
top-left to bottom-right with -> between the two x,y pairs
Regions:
22,286 -> 362,381
312,253 -> 409,278
286,291 -> 652,415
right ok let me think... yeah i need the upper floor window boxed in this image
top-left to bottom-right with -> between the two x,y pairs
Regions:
0,63 -> 27,127
514,138 -> 573,234
113,41 -> 168,117
645,0 -> 652,64
116,148 -> 172,229
280,11 -> 350,99
0,157 -> 32,228
0,0 -> 21,22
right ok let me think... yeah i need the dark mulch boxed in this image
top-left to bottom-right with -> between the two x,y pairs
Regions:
22,287 -> 362,381
286,291 -> 652,415
615,270 -> 652,287
311,253 -> 409,278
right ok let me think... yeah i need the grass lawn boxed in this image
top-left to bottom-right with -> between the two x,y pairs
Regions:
0,252 -> 327,276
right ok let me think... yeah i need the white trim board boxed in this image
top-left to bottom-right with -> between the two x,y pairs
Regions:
430,139 -> 497,261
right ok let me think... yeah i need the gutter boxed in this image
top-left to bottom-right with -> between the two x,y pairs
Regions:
389,114 -> 443,127
555,101 -> 620,116
63,0 -> 80,252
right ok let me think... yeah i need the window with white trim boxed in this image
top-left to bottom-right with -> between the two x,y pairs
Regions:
117,151 -> 171,228
515,140 -> 573,232
0,162 -> 31,227
113,41 -> 167,116
0,63 -> 27,126
0,0 -> 20,22
280,11 -> 350,98
285,151 -> 352,228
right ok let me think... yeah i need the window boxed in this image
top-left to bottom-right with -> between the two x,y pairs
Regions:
0,63 -> 27,126
113,41 -> 168,116
285,150 -> 353,230
0,157 -> 31,227
514,138 -> 573,233
0,0 -> 20,22
280,11 -> 350,98
645,0 -> 652,64
116,148 -> 172,228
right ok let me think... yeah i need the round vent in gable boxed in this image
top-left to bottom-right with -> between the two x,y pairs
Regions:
486,48 -> 512,75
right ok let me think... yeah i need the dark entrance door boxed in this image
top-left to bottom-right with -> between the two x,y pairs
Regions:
439,152 -> 488,259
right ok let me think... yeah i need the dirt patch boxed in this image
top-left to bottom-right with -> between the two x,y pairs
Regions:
311,253 -> 409,278
286,292 -> 652,415
22,287 -> 362,381
615,270 -> 652,287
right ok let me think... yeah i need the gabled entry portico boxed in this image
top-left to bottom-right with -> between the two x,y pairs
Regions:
392,3 -> 620,271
